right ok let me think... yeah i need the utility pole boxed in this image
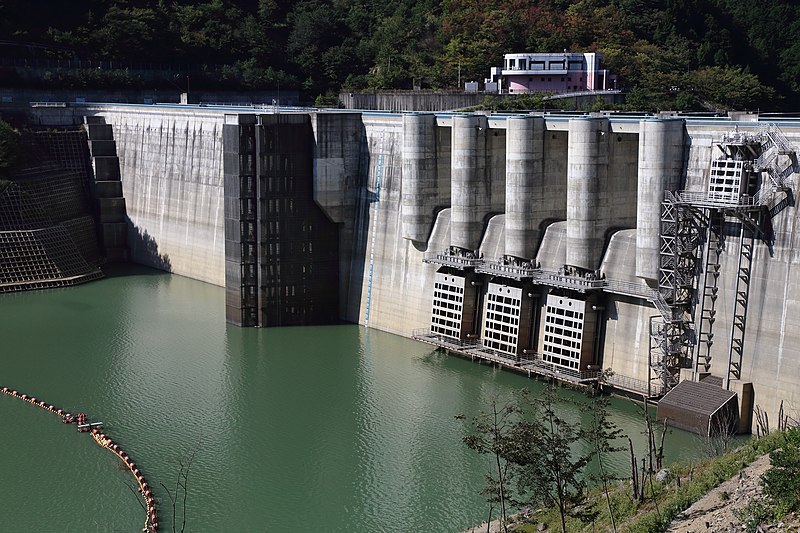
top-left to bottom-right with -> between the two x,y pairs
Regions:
458,62 -> 461,89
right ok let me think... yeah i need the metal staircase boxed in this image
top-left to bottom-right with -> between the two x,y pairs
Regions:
649,193 -> 704,391
649,123 -> 797,393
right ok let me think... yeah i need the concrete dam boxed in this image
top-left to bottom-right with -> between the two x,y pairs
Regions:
29,104 -> 800,433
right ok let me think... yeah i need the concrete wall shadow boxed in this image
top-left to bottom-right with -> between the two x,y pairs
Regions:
345,123 -> 370,322
126,216 -> 172,272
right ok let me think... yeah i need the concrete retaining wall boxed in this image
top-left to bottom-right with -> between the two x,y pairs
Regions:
94,107 -> 226,285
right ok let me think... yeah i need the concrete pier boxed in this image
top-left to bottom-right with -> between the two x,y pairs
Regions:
451,115 -> 489,252
566,117 -> 609,270
505,116 -> 545,259
636,118 -> 686,280
401,113 -> 438,244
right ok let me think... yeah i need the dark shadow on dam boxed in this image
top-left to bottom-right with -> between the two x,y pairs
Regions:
343,122 -> 370,321
126,217 -> 172,272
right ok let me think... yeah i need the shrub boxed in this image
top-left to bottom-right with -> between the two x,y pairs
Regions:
0,120 -> 21,176
762,427 -> 800,516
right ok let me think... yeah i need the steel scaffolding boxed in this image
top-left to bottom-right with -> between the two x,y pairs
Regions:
650,123 -> 798,392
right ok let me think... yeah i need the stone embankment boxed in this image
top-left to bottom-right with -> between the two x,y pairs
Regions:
0,385 -> 159,532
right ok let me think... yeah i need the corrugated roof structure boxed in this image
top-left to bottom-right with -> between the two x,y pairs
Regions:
657,379 -> 738,436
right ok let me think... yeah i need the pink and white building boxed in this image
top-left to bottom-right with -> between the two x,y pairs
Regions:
487,52 -> 616,94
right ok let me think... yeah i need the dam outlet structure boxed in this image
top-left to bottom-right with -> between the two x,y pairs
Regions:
25,104 -> 800,436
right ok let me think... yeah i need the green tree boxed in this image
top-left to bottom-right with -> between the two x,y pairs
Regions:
0,120 -> 21,177
511,387 -> 595,533
173,0 -> 246,62
585,389 -> 625,532
457,396 -> 519,533
684,66 -> 775,111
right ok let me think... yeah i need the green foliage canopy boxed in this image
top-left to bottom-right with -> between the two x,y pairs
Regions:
0,0 -> 798,108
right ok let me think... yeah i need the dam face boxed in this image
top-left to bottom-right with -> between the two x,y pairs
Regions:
31,105 -> 800,431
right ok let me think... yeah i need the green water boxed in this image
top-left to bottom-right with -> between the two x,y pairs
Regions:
1,267 -> 703,532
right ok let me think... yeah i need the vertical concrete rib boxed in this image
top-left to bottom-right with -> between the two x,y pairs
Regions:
401,113 -> 438,243
636,118 -> 685,280
566,117 -> 608,270
505,115 -> 545,259
451,115 -> 488,252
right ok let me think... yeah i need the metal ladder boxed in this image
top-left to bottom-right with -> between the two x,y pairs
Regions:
726,219 -> 756,383
695,211 -> 723,374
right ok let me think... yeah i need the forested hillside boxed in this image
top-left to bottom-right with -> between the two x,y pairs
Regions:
1,0 -> 798,110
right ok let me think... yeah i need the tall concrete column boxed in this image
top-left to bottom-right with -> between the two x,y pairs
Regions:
636,118 -> 685,280
401,113 -> 438,244
451,115 -> 488,252
566,117 -> 608,270
505,115 -> 545,259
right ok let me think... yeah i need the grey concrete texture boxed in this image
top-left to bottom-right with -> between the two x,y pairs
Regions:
94,180 -> 123,198
93,157 -> 121,181
105,108 -> 226,285
600,229 -> 644,285
86,124 -> 114,141
505,116 -> 545,259
401,113 -> 438,244
536,221 -> 568,271
101,222 -> 128,247
97,198 -> 127,223
480,214 -> 505,261
566,117 -> 609,270
451,115 -> 490,251
89,140 -> 117,157
311,112 -> 363,225
636,119 -> 685,280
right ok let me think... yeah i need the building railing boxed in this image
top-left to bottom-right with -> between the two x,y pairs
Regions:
411,329 -> 481,349
476,260 -> 538,279
411,330 -> 671,395
422,250 -> 483,269
542,89 -> 623,100
603,279 -> 660,300
533,270 -> 605,291
603,373 -> 663,397
675,190 -> 762,207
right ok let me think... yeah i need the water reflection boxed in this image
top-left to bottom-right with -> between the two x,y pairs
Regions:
0,267 -> 705,532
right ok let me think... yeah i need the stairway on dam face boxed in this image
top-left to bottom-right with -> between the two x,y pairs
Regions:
84,116 -> 129,262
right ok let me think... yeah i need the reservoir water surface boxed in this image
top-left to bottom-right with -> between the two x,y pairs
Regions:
1,267 -> 702,532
